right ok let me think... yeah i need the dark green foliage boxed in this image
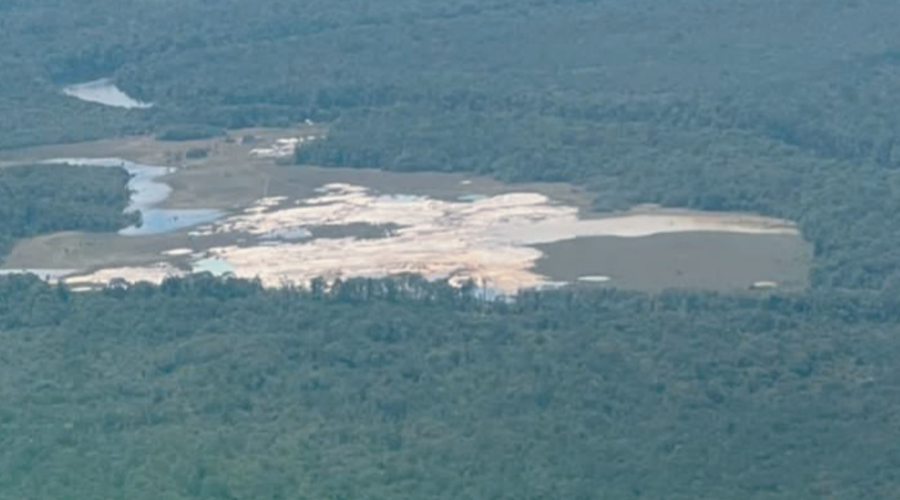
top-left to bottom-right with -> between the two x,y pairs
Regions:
184,147 -> 210,159
0,164 -> 136,259
1,275 -> 899,499
295,105 -> 900,290
156,125 -> 224,142
4,2 -> 900,497
4,0 -> 900,289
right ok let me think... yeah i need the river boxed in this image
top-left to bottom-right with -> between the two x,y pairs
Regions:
62,79 -> 153,109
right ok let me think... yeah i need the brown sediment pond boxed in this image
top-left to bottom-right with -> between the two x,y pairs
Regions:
0,128 -> 811,293
536,232 -> 809,292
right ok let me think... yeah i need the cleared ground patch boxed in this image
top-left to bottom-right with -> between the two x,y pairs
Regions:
0,128 -> 811,292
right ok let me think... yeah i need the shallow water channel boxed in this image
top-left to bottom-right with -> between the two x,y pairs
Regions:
62,79 -> 152,109
45,158 -> 223,235
5,146 -> 811,293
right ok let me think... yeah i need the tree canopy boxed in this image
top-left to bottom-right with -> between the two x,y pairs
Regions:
3,0 -> 900,288
1,275 -> 899,499
0,164 -> 136,260
2,1 -> 900,498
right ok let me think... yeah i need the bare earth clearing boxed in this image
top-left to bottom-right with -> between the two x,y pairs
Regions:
0,127 -> 811,293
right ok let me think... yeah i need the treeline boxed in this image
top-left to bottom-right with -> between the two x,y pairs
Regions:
0,164 -> 137,260
2,2 -> 900,291
7,0 -> 900,289
295,102 -> 900,291
1,274 -> 899,499
155,124 -> 225,142
3,0 -> 900,168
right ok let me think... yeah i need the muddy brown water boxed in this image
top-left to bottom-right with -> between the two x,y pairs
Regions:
535,232 -> 810,291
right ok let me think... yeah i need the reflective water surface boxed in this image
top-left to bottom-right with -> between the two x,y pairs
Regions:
45,158 -> 224,235
62,79 -> 153,109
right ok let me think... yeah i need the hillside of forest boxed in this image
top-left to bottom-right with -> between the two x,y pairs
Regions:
2,274 -> 900,500
3,0 -> 900,289
2,1 -> 900,499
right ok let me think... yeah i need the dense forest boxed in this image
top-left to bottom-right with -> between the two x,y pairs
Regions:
3,0 -> 900,289
3,0 -> 900,498
1,274 -> 900,500
295,107 -> 900,290
0,164 -> 136,260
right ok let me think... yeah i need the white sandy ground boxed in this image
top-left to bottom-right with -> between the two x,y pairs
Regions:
578,276 -> 612,283
65,184 -> 798,293
66,263 -> 184,286
249,136 -> 319,159
161,248 -> 193,256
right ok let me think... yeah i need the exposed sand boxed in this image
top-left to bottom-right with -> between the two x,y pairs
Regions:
162,248 -> 193,256
578,276 -> 612,283
66,263 -> 184,286
249,136 -> 319,158
2,129 -> 805,293
192,185 -> 797,240
63,182 -> 800,292
179,183 -> 798,293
